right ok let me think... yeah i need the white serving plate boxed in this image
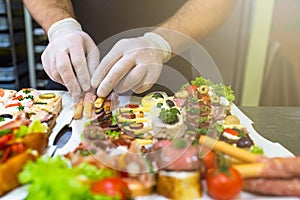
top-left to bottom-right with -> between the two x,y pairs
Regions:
1,93 -> 297,200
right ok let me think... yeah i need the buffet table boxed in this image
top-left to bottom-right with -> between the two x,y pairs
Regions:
239,106 -> 300,155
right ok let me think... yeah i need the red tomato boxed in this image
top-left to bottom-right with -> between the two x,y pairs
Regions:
0,133 -> 14,148
91,177 -> 130,200
206,167 -> 243,200
200,148 -> 216,170
224,128 -> 239,136
185,85 -> 198,95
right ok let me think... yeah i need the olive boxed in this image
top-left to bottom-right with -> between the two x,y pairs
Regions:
152,92 -> 164,99
198,85 -> 209,94
166,99 -> 175,107
0,114 -> 13,119
224,115 -> 240,125
210,95 -> 220,104
237,136 -> 254,148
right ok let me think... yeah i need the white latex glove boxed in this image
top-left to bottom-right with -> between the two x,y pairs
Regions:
91,32 -> 171,97
42,18 -> 100,97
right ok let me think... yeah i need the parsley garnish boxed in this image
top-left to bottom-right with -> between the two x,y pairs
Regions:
18,105 -> 25,111
158,107 -> 180,124
157,102 -> 163,108
25,95 -> 34,100
23,89 -> 31,94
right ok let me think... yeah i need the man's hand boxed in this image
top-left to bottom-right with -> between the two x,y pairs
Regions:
42,18 -> 100,97
91,32 -> 171,97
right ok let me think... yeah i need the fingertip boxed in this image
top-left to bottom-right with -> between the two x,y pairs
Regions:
71,89 -> 82,98
96,86 -> 109,98
133,84 -> 153,94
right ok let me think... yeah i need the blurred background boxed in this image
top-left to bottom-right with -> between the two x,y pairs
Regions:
0,0 -> 299,106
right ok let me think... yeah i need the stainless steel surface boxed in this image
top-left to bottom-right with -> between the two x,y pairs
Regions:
239,106 -> 300,155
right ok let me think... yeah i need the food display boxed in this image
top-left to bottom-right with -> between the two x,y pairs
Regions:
0,88 -> 62,133
1,77 -> 299,199
0,88 -> 63,196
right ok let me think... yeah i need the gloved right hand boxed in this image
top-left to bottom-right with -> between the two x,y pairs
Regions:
42,18 -> 99,98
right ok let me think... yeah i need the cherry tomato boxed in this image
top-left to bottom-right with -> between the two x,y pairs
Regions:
91,177 -> 130,200
200,148 -> 216,170
206,167 -> 243,200
224,128 -> 239,136
185,84 -> 198,95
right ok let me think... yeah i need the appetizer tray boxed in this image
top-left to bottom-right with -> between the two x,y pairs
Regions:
1,92 -> 297,200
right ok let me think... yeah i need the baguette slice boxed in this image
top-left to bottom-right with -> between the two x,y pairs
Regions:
157,170 -> 202,200
29,93 -> 62,115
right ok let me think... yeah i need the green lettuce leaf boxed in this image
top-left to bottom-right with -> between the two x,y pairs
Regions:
18,156 -> 114,200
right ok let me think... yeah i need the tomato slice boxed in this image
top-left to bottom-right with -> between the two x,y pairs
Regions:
224,128 -> 239,136
5,102 -> 21,108
91,177 -> 130,200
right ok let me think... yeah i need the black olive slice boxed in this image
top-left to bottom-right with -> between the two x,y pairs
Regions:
166,99 -> 175,107
152,92 -> 164,99
0,114 -> 13,119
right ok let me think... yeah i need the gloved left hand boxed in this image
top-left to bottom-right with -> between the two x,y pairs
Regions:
91,32 -> 171,97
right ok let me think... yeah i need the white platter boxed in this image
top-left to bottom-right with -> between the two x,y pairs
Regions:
1,93 -> 297,200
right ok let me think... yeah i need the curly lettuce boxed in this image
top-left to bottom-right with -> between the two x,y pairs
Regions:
18,156 -> 115,200
190,76 -> 235,103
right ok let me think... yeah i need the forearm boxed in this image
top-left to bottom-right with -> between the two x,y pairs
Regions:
154,0 -> 237,52
23,0 -> 75,34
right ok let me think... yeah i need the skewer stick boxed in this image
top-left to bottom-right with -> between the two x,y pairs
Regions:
232,163 -> 264,178
199,136 -> 264,163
